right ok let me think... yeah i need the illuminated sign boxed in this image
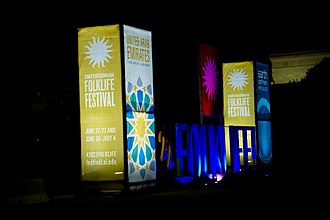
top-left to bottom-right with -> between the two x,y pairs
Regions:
255,61 -> 272,164
78,24 -> 125,181
223,61 -> 255,126
158,123 -> 256,179
199,44 -> 222,118
160,123 -> 227,177
257,121 -> 272,164
255,62 -> 271,121
123,25 -> 156,183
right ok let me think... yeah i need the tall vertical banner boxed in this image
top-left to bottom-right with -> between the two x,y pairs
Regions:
223,61 -> 255,126
255,62 -> 272,164
123,25 -> 156,183
78,24 -> 125,181
199,44 -> 222,117
255,62 -> 271,121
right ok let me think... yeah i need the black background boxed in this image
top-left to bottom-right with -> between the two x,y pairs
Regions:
2,3 -> 329,188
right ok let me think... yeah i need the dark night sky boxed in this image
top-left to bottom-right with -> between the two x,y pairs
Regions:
4,3 -> 330,124
6,4 -> 329,74
2,2 -> 330,183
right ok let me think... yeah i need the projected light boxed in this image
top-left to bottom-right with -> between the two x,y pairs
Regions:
173,176 -> 194,184
202,56 -> 219,101
207,173 -> 225,183
199,44 -> 221,117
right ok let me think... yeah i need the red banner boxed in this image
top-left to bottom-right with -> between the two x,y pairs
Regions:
199,44 -> 221,118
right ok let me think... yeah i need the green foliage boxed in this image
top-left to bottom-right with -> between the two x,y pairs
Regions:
271,55 -> 330,174
300,56 -> 330,88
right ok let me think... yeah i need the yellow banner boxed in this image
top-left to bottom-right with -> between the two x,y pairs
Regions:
223,61 -> 255,126
78,24 -> 125,181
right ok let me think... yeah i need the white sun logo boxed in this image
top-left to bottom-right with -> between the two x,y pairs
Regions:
228,69 -> 248,90
84,36 -> 113,68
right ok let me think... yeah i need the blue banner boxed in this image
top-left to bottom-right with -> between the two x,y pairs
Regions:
255,62 -> 271,121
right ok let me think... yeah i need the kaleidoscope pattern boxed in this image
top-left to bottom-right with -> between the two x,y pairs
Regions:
126,77 -> 154,113
127,111 -> 156,182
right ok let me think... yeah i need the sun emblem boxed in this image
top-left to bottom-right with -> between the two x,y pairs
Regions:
84,36 -> 113,68
202,56 -> 219,100
228,69 -> 248,90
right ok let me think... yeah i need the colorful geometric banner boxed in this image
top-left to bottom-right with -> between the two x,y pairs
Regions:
126,111 -> 156,182
78,24 -> 125,181
223,61 -> 255,126
124,25 -> 154,113
123,25 -> 156,183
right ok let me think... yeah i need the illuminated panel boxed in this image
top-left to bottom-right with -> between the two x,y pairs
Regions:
158,130 -> 175,169
175,124 -> 189,176
229,126 -> 240,173
229,126 -> 256,172
257,121 -> 272,164
126,111 -> 156,182
239,129 -> 244,164
123,25 -> 156,183
247,130 -> 254,164
124,25 -> 154,113
175,123 -> 227,178
223,61 -> 255,126
78,24 -> 125,181
187,124 -> 200,176
199,44 -> 222,117
200,125 -> 208,175
255,62 -> 271,121
208,124 -> 227,174
255,62 -> 272,164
